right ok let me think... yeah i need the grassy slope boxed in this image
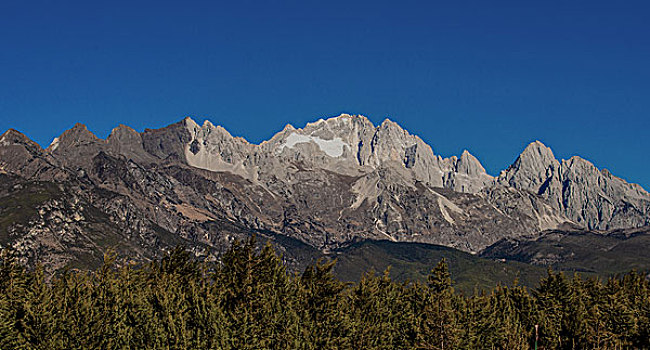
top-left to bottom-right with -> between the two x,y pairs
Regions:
480,229 -> 650,277
0,178 -> 62,245
331,240 -> 548,293
0,176 -> 197,271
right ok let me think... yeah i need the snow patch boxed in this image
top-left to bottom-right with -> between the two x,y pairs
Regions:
279,132 -> 348,157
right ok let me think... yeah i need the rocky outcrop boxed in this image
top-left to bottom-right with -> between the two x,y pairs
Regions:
107,124 -> 159,164
0,129 -> 45,176
47,123 -> 106,171
498,141 -> 650,230
141,120 -> 192,161
142,114 -> 495,193
0,129 -> 66,181
443,150 -> 494,193
0,114 -> 648,273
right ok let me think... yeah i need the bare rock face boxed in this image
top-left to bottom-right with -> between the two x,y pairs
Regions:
47,123 -> 107,171
0,129 -> 43,154
498,141 -> 560,195
107,124 -> 159,164
182,118 -> 257,180
0,129 -> 66,181
154,114 -> 495,193
1,114 -> 648,273
481,185 -> 571,232
0,129 -> 44,176
498,141 -> 650,230
443,150 -> 495,193
141,120 -> 192,161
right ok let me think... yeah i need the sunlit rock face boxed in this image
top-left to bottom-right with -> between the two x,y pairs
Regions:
0,113 -> 648,272
150,114 -> 495,194
182,118 -> 257,181
498,141 -> 650,230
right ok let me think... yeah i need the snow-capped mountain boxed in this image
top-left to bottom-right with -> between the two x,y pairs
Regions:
0,114 -> 648,272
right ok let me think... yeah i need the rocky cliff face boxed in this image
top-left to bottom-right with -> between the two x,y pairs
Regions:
0,129 -> 65,181
1,114 -> 648,272
141,114 -> 496,192
498,141 -> 650,230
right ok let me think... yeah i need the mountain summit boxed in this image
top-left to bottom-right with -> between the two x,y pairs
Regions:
0,114 -> 648,271
498,140 -> 650,229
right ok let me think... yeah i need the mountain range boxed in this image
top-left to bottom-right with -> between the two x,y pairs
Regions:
1,114 -> 649,285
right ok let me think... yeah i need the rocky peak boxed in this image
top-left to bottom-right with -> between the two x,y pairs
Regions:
259,115 -> 490,189
373,119 -> 414,153
378,118 -> 402,131
304,114 -> 372,131
268,114 -> 375,167
456,150 -> 486,176
281,123 -> 296,133
185,118 -> 248,144
370,118 -> 420,162
107,124 -> 140,149
495,141 -> 650,230
47,123 -> 103,151
108,124 -> 137,138
517,141 -> 558,170
181,117 -> 255,179
141,119 -> 192,161
0,129 -> 62,180
498,141 -> 560,192
441,150 -> 494,193
562,155 -> 598,172
57,123 -> 99,144
44,124 -> 106,171
0,129 -> 43,154
107,125 -> 157,164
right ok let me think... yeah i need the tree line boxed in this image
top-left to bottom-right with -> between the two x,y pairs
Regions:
0,238 -> 649,349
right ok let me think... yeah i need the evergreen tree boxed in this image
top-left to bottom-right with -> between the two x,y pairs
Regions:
417,258 -> 459,350
1,244 -> 649,349
298,259 -> 350,349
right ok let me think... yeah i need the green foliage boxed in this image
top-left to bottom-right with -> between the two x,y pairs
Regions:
0,241 -> 649,349
333,240 -> 549,293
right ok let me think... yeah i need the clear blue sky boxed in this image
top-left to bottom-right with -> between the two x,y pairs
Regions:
1,0 -> 648,188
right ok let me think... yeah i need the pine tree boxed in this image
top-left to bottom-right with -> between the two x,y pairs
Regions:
533,269 -> 571,349
417,258 -> 459,350
298,259 -> 350,349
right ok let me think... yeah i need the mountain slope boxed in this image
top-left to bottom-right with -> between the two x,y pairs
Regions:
498,141 -> 650,229
331,240 -> 548,292
481,226 -> 650,275
1,114 -> 649,277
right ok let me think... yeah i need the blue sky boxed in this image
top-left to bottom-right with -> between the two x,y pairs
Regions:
1,0 -> 648,188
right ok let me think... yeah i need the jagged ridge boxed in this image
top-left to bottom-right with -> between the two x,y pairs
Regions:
1,114 -> 649,273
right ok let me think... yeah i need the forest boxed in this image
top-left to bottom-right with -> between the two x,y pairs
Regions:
0,238 -> 649,349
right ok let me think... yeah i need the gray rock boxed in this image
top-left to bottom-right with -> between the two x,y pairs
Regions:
0,114 -> 648,273
498,141 -> 650,230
